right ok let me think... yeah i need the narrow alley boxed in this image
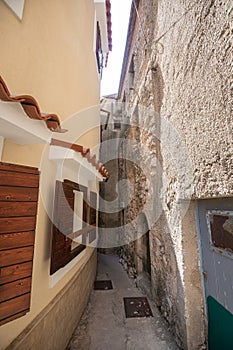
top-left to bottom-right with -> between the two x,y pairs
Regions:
0,1 -> 232,349
66,253 -> 178,350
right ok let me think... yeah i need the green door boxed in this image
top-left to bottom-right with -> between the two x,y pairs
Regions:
207,296 -> 233,350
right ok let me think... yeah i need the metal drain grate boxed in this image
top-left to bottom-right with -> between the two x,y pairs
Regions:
124,297 -> 153,318
94,280 -> 113,290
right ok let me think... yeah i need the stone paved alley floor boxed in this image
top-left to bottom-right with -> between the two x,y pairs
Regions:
66,254 -> 178,350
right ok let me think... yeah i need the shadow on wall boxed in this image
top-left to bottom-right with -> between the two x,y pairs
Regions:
150,213 -> 187,349
151,64 -> 188,348
98,55 -> 203,347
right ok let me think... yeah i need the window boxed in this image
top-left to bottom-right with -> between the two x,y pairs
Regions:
96,22 -> 104,77
50,181 -> 85,274
128,55 -> 135,90
50,180 -> 96,274
113,120 -> 121,130
0,162 -> 39,325
209,212 -> 233,253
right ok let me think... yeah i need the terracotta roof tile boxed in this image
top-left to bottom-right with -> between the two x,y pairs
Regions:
0,77 -> 110,179
50,139 -> 110,179
0,75 -> 66,133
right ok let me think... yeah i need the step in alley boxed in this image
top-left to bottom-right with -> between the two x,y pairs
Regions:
66,254 -> 178,350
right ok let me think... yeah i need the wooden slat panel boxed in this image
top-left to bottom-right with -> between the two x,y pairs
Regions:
0,217 -> 36,234
55,211 -> 73,223
0,231 -> 35,250
0,171 -> 39,188
64,180 -> 89,228
0,261 -> 33,285
0,162 -> 39,326
64,179 -> 88,198
0,162 -> 39,175
0,186 -> 38,202
55,239 -> 66,251
56,198 -> 74,210
0,246 -> 34,267
52,245 -> 86,273
53,183 -> 74,234
51,258 -> 70,274
54,246 -> 71,262
50,180 -> 88,274
53,230 -> 64,243
0,293 -> 30,321
50,181 -> 72,274
53,217 -> 73,236
57,183 -> 74,200
0,202 -> 37,218
55,230 -> 65,241
0,277 -> 31,302
58,222 -> 73,236
0,310 -> 28,326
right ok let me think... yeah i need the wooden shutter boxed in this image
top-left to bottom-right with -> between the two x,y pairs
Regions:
0,162 -> 39,326
64,179 -> 89,227
65,179 -> 94,246
50,181 -> 85,275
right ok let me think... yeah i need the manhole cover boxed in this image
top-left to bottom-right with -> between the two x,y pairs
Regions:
124,297 -> 153,318
94,280 -> 113,290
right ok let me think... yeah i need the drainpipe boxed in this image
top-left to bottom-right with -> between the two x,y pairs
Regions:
0,137 -> 4,161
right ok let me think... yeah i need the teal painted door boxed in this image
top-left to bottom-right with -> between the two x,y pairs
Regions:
197,198 -> 233,350
207,296 -> 233,349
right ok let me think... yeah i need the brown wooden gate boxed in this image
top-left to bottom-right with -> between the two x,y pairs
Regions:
0,162 -> 39,326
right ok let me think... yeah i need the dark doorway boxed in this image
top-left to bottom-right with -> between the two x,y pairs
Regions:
135,213 -> 151,279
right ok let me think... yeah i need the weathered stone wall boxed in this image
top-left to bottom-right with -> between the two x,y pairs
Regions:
119,0 -> 232,348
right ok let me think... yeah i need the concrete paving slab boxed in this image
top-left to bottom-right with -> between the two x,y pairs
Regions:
66,254 -> 179,350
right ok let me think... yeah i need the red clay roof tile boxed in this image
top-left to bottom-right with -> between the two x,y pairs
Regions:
0,75 -> 66,133
0,76 -> 110,179
50,138 -> 110,179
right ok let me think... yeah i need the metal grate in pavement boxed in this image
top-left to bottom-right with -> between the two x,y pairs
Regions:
94,280 -> 113,290
124,297 -> 153,318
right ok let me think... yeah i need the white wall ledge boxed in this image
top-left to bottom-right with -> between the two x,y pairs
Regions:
49,145 -> 104,182
0,100 -> 52,145
50,249 -> 86,288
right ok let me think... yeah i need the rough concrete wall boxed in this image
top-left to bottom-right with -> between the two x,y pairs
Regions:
154,2 -> 231,346
6,249 -> 97,350
157,0 -> 232,199
119,0 -> 232,348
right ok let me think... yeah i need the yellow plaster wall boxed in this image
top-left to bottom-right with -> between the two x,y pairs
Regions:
0,0 -> 101,348
0,0 -> 100,117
